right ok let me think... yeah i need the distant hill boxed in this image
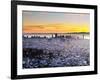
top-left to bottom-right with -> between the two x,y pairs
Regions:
66,32 -> 90,34
23,32 -> 90,35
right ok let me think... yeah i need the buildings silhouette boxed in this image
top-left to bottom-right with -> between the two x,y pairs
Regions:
23,33 -> 89,39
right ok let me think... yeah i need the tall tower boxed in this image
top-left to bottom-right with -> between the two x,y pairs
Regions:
55,33 -> 57,38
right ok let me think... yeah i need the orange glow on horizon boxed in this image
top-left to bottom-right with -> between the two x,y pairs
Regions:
23,23 -> 89,33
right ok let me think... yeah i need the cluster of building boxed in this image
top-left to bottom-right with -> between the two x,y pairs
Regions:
23,33 -> 72,38
23,33 -> 89,39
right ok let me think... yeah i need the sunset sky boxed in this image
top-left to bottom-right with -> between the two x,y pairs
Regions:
22,11 -> 90,33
